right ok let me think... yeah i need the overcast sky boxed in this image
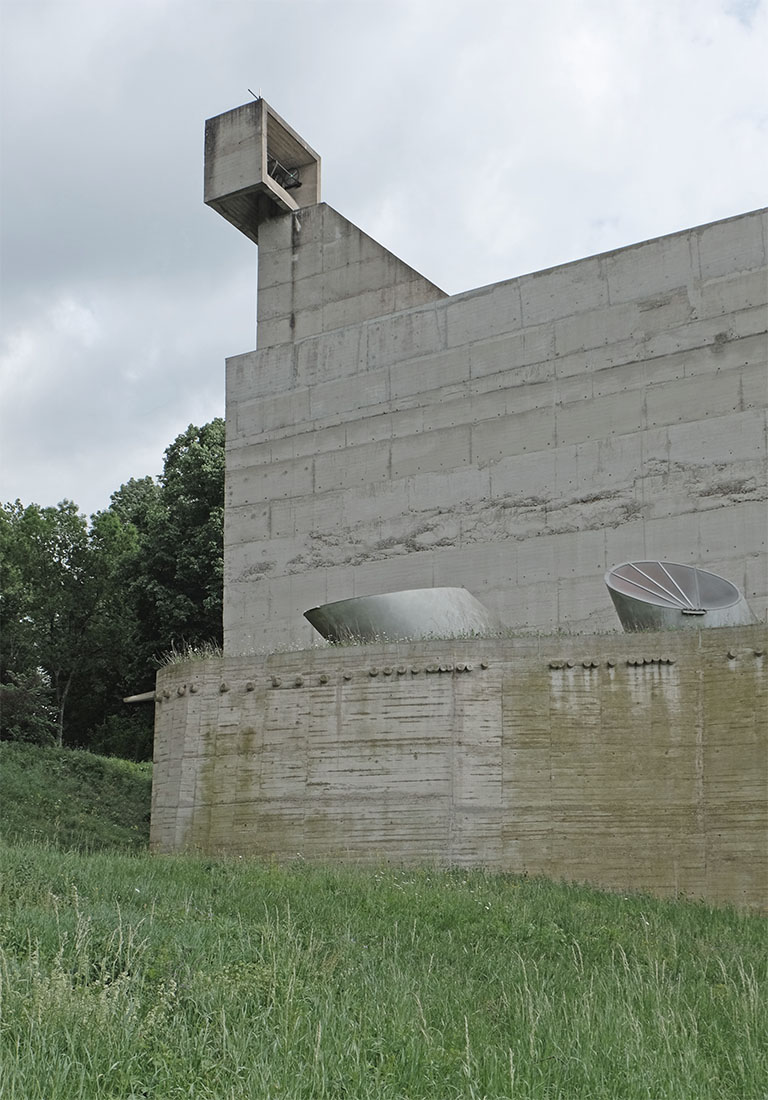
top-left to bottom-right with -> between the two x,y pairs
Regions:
1,0 -> 766,518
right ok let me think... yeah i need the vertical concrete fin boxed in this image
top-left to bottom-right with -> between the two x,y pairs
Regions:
256,203 -> 447,348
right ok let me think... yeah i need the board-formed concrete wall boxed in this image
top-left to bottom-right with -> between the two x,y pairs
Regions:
224,204 -> 767,655
150,625 -> 767,909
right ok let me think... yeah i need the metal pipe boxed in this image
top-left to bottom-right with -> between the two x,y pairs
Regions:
123,690 -> 156,704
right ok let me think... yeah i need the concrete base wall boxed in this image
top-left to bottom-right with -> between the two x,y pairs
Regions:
224,206 -> 768,655
151,625 -> 768,909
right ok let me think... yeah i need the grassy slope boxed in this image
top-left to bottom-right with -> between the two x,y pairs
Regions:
1,746 -> 766,1099
0,742 -> 151,851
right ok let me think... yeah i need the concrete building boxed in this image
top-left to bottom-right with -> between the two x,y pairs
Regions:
213,101 -> 767,655
151,100 -> 768,908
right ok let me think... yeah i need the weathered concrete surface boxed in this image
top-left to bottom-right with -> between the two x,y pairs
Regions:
204,100 -> 321,244
151,625 -> 768,910
224,205 -> 768,655
253,203 -> 446,347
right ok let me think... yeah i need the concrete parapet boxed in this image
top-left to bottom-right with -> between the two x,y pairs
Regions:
151,626 -> 768,910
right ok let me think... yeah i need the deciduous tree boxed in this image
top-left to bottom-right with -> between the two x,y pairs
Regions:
0,418 -> 225,757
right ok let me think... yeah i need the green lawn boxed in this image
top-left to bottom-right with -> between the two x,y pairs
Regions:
0,745 -> 765,1098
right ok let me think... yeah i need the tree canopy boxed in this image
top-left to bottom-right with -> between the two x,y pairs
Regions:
0,419 -> 225,758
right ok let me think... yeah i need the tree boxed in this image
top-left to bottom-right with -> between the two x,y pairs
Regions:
0,500 -> 133,745
0,500 -> 37,681
0,418 -> 225,757
153,418 -> 225,646
62,507 -> 143,740
0,669 -> 57,745
95,421 -> 225,757
108,475 -> 162,532
115,420 -> 225,674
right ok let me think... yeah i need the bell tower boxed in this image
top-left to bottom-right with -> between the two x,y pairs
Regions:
204,98 -> 321,244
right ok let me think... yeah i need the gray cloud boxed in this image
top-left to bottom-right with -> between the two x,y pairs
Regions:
2,0 -> 766,515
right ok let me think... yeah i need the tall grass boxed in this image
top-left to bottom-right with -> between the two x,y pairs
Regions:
1,844 -> 765,1099
0,742 -> 151,851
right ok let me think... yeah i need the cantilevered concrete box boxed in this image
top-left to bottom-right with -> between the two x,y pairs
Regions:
204,99 -> 321,244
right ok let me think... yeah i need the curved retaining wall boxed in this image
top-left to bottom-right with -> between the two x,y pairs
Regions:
150,626 -> 767,909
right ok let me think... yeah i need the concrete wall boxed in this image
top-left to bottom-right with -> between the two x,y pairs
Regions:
151,625 -> 768,909
224,205 -> 768,655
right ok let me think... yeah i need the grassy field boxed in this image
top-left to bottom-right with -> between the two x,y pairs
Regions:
0,741 -> 151,851
0,746 -> 766,1099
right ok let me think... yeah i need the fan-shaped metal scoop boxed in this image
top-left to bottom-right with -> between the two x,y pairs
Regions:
304,587 -> 499,643
605,560 -> 754,632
